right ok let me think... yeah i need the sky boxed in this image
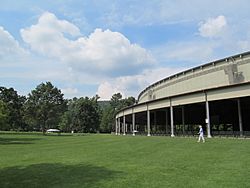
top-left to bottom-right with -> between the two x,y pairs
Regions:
1,0 -> 250,100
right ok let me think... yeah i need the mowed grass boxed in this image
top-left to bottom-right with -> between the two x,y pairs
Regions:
0,133 -> 250,188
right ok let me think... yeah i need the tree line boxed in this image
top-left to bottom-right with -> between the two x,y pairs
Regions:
0,82 -> 135,134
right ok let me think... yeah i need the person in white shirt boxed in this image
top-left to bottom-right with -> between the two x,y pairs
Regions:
197,125 -> 205,143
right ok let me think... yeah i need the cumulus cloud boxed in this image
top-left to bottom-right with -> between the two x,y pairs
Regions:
199,15 -> 227,38
61,87 -> 79,98
0,26 -> 27,61
20,12 -> 81,56
97,82 -> 121,100
97,67 -> 184,100
21,12 -> 155,77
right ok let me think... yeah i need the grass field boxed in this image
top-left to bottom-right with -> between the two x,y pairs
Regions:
0,133 -> 250,188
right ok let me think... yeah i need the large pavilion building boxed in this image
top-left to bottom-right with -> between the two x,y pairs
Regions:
115,51 -> 250,137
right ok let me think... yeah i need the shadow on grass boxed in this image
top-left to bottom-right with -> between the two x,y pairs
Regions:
0,137 -> 42,145
0,132 -> 43,136
0,163 -> 123,188
44,134 -> 73,137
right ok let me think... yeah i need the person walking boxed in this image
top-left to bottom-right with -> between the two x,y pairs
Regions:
197,125 -> 205,143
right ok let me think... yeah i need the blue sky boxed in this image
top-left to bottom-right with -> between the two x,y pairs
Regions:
1,0 -> 250,99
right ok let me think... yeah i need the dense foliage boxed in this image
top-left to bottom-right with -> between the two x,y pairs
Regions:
59,96 -> 100,133
0,87 -> 26,131
24,82 -> 67,134
0,82 -> 135,133
0,100 -> 9,130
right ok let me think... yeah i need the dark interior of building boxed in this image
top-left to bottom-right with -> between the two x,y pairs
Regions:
119,96 -> 250,137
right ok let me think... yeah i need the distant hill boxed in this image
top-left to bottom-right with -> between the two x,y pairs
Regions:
98,100 -> 110,110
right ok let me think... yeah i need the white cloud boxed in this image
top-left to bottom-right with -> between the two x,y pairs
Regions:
21,12 -> 155,77
0,26 -> 27,61
97,67 -> 183,100
3,6 -> 248,100
199,15 -> 227,38
61,87 -> 79,98
69,29 -> 155,76
20,12 -> 80,57
18,11 -> 158,99
97,82 -> 121,100
0,25 -> 75,97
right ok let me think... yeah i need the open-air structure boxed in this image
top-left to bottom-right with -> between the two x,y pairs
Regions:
115,51 -> 250,137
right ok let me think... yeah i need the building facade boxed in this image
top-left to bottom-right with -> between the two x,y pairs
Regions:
115,51 -> 250,137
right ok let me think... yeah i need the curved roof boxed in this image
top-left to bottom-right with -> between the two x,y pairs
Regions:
138,51 -> 250,101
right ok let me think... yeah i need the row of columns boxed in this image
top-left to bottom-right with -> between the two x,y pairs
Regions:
116,98 -> 243,137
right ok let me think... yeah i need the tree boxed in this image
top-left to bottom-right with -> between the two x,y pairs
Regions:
110,93 -> 123,109
73,97 -> 100,133
59,98 -> 77,132
100,93 -> 136,133
123,96 -> 136,107
100,105 -> 114,133
0,87 -> 26,131
59,96 -> 100,133
24,82 -> 66,134
0,100 -> 9,130
110,93 -> 135,110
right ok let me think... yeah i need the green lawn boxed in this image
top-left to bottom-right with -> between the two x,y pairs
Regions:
0,133 -> 250,188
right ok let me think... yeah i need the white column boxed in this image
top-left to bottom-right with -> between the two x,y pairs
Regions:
147,104 -> 151,136
205,93 -> 212,138
170,99 -> 175,137
132,112 -> 135,136
123,113 -> 126,135
237,98 -> 243,136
